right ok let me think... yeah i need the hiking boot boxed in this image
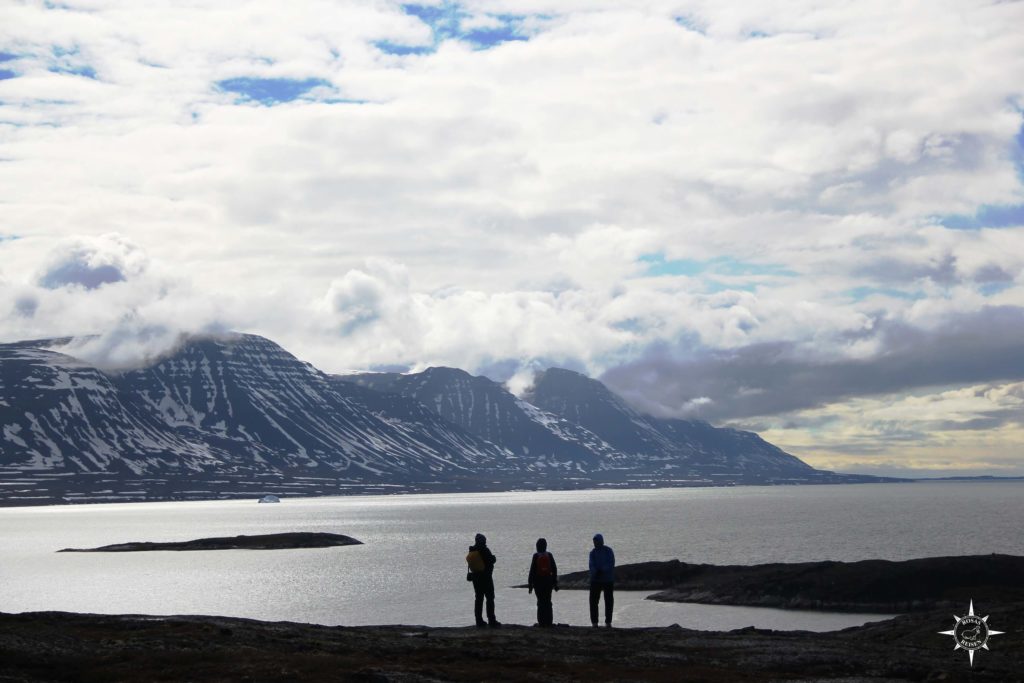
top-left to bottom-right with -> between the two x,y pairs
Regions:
488,621 -> 501,628
591,622 -> 599,628
475,621 -> 488,628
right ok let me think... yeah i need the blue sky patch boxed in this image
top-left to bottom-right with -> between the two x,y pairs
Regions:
980,282 -> 1013,297
937,203 -> 1024,230
49,46 -> 98,79
0,69 -> 16,81
49,64 -> 97,79
0,52 -> 17,63
935,121 -> 1024,230
639,253 -> 796,278
463,15 -> 529,48
844,286 -> 923,302
374,41 -> 434,56
392,2 -> 530,53
674,15 -> 707,35
216,77 -> 332,105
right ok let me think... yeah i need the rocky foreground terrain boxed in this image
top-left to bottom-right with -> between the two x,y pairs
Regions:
1,605 -> 1022,682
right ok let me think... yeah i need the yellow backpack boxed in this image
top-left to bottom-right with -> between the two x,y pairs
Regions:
466,549 -> 486,573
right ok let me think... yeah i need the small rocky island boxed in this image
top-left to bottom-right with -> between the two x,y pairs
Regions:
58,532 -> 362,552
557,554 -> 1024,613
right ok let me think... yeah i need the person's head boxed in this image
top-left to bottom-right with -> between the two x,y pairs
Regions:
593,533 -> 604,548
536,537 -> 547,552
474,533 -> 486,546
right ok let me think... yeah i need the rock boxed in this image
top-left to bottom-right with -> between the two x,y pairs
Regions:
557,554 -> 1024,613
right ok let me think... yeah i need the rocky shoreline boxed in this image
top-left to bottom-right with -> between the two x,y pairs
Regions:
57,532 -> 362,552
1,605 -> 1021,682
557,554 -> 1024,613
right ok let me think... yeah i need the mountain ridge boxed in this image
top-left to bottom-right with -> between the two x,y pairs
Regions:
1,332 -> 890,505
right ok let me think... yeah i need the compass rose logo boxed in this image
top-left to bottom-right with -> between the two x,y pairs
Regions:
938,600 -> 1004,666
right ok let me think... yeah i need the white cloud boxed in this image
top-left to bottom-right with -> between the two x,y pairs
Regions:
1,0 -> 1023,472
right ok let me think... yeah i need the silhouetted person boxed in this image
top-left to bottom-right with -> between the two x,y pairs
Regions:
466,533 -> 500,627
527,537 -> 559,627
589,533 -> 615,627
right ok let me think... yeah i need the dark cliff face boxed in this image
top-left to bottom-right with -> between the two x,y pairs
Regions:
1,335 -> 508,489
341,367 -> 614,470
525,367 -> 814,478
0,343 -> 221,474
524,368 -> 676,455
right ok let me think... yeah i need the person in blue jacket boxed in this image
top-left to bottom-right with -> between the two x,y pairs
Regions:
588,533 -> 615,627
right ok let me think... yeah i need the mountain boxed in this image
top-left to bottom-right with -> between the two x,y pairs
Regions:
342,366 -> 855,486
1,335 -> 513,504
1,333 -> 883,506
0,342 -> 222,475
340,367 -> 619,473
524,367 -> 816,480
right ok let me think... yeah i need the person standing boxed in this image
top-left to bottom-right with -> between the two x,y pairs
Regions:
588,533 -> 615,627
466,533 -> 500,628
527,538 -> 559,627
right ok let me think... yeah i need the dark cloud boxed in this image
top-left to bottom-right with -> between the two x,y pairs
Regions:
14,295 -> 37,318
601,306 -> 1024,422
972,263 -> 1016,284
855,252 -> 959,285
36,236 -> 145,291
39,261 -> 125,290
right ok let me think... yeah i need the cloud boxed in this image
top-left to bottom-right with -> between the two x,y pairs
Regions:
52,317 -> 231,372
601,306 -> 1024,422
1,0 -> 1024,473
1,235 -> 233,368
37,233 -> 147,290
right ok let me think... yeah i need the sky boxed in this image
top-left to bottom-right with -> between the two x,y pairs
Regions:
1,0 -> 1023,477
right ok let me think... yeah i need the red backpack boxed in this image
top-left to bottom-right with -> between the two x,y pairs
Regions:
535,552 -> 553,577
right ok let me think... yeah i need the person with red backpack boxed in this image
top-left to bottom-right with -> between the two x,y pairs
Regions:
527,537 -> 559,627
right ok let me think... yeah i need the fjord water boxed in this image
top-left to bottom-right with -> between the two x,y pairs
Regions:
1,482 -> 1020,631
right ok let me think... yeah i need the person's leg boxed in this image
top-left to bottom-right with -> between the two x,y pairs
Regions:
473,578 -> 486,626
484,576 -> 498,624
536,585 -> 553,626
589,585 -> 600,626
604,583 -> 614,626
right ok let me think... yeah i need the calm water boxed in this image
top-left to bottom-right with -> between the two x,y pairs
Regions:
1,482 -> 1020,631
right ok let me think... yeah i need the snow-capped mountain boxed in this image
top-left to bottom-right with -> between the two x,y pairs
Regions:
347,366 -> 822,485
340,367 -> 619,472
0,342 -> 222,476
115,334 -> 506,478
524,367 -> 816,479
1,334 -> 512,504
1,333 -> 877,505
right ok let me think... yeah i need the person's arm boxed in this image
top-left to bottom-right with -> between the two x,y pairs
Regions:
528,554 -> 537,592
551,553 -> 559,590
589,549 -> 596,579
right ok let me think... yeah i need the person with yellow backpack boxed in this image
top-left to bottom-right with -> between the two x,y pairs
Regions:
466,533 -> 500,628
